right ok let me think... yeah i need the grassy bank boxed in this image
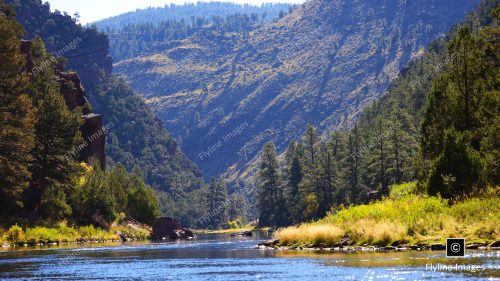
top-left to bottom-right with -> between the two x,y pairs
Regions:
276,183 -> 499,248
0,222 -> 150,246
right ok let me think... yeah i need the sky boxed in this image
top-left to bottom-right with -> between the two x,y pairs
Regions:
45,0 -> 306,24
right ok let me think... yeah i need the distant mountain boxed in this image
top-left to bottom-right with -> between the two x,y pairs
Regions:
92,2 -> 294,31
92,2 -> 296,62
115,0 -> 482,182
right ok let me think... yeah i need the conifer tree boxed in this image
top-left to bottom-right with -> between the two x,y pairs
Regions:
107,163 -> 130,212
28,78 -> 83,215
213,177 -> 228,227
127,176 -> 160,224
284,142 -> 303,223
346,125 -> 361,204
257,141 -> 285,226
0,4 -> 35,215
207,177 -> 217,224
421,10 -> 499,197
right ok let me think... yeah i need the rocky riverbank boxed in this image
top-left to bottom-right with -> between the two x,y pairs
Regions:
0,220 -> 152,248
258,239 -> 500,252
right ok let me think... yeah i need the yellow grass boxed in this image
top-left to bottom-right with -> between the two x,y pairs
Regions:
275,183 -> 500,247
276,224 -> 343,246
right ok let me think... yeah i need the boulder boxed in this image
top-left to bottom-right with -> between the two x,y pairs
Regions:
334,236 -> 351,247
489,241 -> 500,249
115,231 -> 129,242
182,228 -> 194,238
152,217 -> 193,240
230,231 -> 252,237
258,239 -> 280,248
466,242 -> 487,249
430,243 -> 446,251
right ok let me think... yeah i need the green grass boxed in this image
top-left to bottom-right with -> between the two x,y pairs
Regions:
0,222 -> 151,246
276,183 -> 500,247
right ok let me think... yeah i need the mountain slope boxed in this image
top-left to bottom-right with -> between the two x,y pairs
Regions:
115,0 -> 481,180
94,3 -> 295,63
92,2 -> 294,31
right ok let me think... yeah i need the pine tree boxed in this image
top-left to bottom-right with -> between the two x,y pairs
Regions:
378,119 -> 388,196
0,5 -> 35,215
346,125 -> 361,204
71,166 -> 116,226
107,163 -> 130,212
427,129 -> 481,198
257,141 -> 285,226
213,177 -> 228,228
127,176 -> 160,224
303,125 -> 319,166
315,142 -> 336,217
207,177 -> 217,225
421,10 -> 500,197
28,78 -> 83,215
284,142 -> 303,223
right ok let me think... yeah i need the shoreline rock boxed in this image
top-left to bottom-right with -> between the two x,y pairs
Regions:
257,239 -> 495,252
230,231 -> 253,237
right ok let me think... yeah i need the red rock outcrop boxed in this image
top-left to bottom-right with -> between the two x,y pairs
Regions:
20,39 -> 106,169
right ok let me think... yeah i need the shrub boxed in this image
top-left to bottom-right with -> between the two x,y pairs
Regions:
5,225 -> 26,244
227,220 -> 239,229
389,182 -> 419,199
25,227 -> 60,244
56,222 -> 78,243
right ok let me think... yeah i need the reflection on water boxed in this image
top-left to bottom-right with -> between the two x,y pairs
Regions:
0,231 -> 498,280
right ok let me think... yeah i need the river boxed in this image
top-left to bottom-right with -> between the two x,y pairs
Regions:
0,232 -> 498,280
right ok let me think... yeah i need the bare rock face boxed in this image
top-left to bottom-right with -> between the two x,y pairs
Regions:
54,72 -> 106,169
55,71 -> 91,114
53,71 -> 105,168
80,113 -> 106,170
19,40 -> 106,169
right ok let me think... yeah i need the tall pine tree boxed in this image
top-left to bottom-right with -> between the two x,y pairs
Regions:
0,4 -> 35,215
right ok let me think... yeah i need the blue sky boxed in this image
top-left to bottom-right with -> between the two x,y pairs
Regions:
45,0 -> 306,24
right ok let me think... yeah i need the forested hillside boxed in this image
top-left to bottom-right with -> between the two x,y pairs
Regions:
114,0 -> 482,182
256,0 -> 499,226
6,0 -> 204,195
93,2 -> 293,30
2,0 -> 215,226
0,0 -> 160,227
93,2 -> 295,62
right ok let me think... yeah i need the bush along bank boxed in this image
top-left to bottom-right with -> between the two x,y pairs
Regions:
0,221 -> 151,247
259,183 -> 500,252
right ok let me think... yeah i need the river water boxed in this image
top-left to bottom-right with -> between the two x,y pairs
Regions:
0,232 -> 498,280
